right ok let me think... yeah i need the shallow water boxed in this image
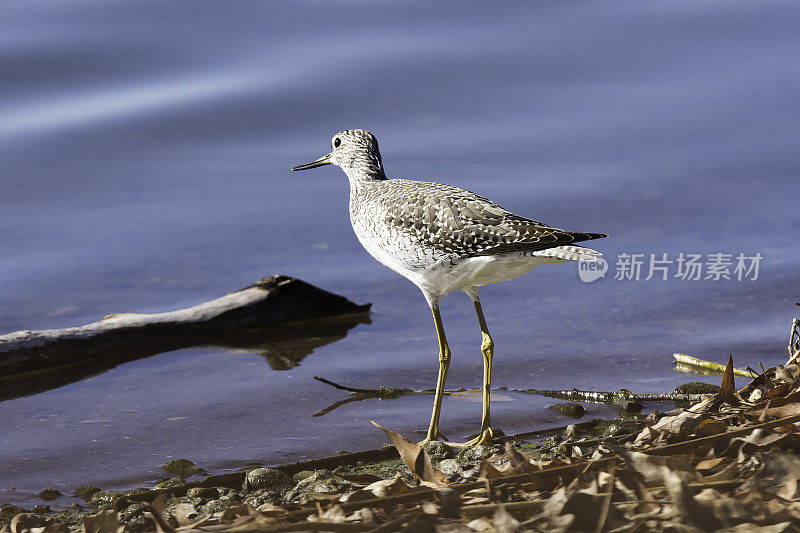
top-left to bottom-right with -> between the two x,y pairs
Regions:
2,0 -> 799,507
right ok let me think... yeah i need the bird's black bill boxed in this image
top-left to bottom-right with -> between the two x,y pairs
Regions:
291,153 -> 332,171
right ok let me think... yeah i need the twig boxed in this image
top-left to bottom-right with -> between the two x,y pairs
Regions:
673,353 -> 755,377
259,523 -> 375,532
594,461 -> 616,533
313,376 -> 470,416
315,376 -> 704,412
510,387 -> 704,405
459,499 -> 544,518
314,376 -> 383,394
786,317 -> 800,365
368,512 -> 419,533
313,397 -> 364,417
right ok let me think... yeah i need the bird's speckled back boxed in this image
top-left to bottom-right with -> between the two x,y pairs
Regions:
331,129 -> 605,267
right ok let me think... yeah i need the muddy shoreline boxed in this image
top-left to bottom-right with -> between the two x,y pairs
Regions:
0,413 -> 649,531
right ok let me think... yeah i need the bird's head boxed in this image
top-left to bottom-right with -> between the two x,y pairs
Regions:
292,129 -> 386,181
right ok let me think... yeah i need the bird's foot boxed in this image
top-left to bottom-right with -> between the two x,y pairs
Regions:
418,431 -> 448,447
443,427 -> 495,448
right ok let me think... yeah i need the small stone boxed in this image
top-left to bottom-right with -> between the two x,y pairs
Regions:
0,504 -> 28,520
153,477 -> 186,491
32,504 -> 51,514
456,445 -> 487,463
120,503 -> 149,521
674,382 -> 721,395
90,490 -> 126,511
162,459 -> 207,478
243,489 -> 276,508
202,498 -> 238,516
244,468 -> 292,491
645,411 -> 664,424
124,511 -> 156,533
9,513 -> 51,533
423,441 -> 455,460
304,476 -> 346,494
436,459 -> 463,479
187,487 -> 219,499
72,485 -> 102,502
622,401 -> 644,413
292,470 -> 315,482
38,488 -> 61,501
124,488 -> 158,501
197,472 -> 244,489
548,402 -> 586,419
285,471 -> 351,503
165,499 -> 200,526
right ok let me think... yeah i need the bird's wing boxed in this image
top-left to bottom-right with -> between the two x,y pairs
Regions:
384,180 -> 607,256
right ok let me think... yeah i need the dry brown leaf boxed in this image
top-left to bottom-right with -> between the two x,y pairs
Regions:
504,442 -> 534,474
760,402 -> 800,420
491,504 -> 520,533
219,504 -> 256,523
702,461 -> 742,482
466,517 -> 493,531
696,419 -> 727,437
663,467 -> 723,531
648,410 -> 707,440
718,428 -> 790,457
694,488 -> 749,525
81,511 -> 125,533
168,503 -> 200,527
255,503 -> 287,516
11,514 -> 54,533
720,354 -> 737,403
616,470 -> 659,515
757,391 -> 800,408
694,456 -> 729,472
543,484 -> 616,531
308,504 -> 346,523
764,383 -> 793,400
605,442 -> 697,484
478,457 -> 505,480
777,463 -> 798,501
741,453 -> 800,499
370,421 -> 448,487
359,478 -> 408,499
462,496 -> 491,505
764,499 -> 794,524
719,523 -> 792,532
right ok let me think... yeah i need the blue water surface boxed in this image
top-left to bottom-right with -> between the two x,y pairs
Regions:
1,0 -> 799,507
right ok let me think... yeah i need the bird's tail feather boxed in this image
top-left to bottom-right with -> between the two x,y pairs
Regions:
537,245 -> 603,262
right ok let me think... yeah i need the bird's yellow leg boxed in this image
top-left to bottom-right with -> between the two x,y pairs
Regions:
475,298 -> 494,436
446,298 -> 496,448
419,304 -> 451,447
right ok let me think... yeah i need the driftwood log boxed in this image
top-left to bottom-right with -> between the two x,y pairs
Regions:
0,275 -> 371,401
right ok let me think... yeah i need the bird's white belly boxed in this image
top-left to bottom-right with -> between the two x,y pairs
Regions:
422,252 -> 562,295
354,223 -> 586,299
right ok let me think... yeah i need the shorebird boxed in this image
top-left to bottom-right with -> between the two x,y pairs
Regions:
292,129 -> 606,446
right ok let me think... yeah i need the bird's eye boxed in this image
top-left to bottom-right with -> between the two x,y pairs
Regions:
333,137 -> 341,148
